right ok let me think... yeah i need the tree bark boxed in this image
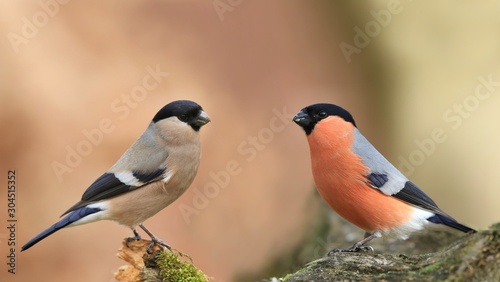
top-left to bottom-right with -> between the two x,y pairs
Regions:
282,223 -> 500,281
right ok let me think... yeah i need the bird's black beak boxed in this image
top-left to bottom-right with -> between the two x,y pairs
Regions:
293,110 -> 310,127
193,110 -> 211,127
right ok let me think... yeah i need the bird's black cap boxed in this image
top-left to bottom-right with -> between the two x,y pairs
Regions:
293,103 -> 356,135
153,100 -> 209,131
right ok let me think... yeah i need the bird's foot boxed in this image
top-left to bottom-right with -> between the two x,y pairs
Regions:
328,244 -> 374,255
138,224 -> 172,254
328,232 -> 379,255
125,229 -> 142,248
146,237 -> 172,254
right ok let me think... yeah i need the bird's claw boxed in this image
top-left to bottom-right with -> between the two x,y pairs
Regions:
125,236 -> 141,248
146,238 -> 172,254
125,229 -> 142,248
355,245 -> 374,252
328,244 -> 374,255
137,224 -> 172,254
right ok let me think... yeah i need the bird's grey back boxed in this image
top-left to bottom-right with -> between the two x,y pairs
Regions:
352,128 -> 408,195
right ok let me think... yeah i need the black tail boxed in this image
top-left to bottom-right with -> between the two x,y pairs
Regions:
427,214 -> 476,233
21,206 -> 101,251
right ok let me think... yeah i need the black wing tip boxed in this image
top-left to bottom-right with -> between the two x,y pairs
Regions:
391,181 -> 442,213
78,172 -> 133,206
60,200 -> 86,217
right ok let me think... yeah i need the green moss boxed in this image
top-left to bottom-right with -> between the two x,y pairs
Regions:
155,250 -> 208,282
417,261 -> 441,275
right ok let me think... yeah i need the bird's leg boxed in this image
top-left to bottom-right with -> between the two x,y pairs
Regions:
125,228 -> 142,247
328,232 -> 380,254
138,224 -> 172,253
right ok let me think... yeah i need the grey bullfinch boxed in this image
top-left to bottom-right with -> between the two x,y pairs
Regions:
22,100 -> 210,252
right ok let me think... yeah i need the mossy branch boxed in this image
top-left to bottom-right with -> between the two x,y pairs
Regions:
114,239 -> 209,282
281,223 -> 500,281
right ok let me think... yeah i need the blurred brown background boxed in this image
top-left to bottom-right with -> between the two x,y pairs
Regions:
0,1 -> 499,281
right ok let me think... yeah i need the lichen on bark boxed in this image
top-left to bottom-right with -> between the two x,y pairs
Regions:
281,223 -> 500,281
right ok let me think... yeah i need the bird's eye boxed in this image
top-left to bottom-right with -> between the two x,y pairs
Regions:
178,114 -> 188,122
318,111 -> 328,118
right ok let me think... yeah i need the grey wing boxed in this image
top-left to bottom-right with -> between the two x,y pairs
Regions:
62,125 -> 170,216
353,128 -> 450,217
352,128 -> 408,195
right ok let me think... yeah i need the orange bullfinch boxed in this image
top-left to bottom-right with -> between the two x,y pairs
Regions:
22,100 -> 210,253
293,103 -> 476,253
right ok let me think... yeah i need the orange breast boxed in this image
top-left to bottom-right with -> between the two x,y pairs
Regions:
307,117 -> 412,232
